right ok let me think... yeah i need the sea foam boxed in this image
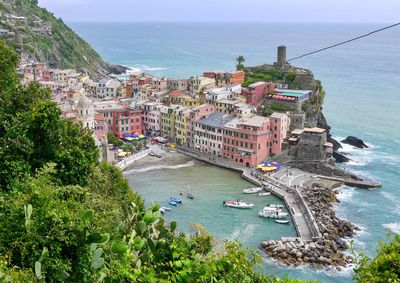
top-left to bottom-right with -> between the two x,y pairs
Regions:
124,161 -> 194,174
382,223 -> 400,234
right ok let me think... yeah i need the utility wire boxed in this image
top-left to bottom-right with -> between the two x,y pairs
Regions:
287,22 -> 400,62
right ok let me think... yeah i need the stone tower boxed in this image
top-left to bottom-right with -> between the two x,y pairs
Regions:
76,95 -> 95,130
276,45 -> 287,67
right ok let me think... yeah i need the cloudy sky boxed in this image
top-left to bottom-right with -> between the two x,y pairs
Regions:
38,0 -> 399,23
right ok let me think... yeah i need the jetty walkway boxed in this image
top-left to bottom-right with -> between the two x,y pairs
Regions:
176,146 -> 321,242
242,169 -> 321,242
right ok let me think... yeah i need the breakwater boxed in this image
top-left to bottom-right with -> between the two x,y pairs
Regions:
177,146 -> 358,268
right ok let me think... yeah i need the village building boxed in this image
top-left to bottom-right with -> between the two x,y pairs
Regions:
95,78 -> 121,98
194,112 -> 234,156
241,81 -> 275,105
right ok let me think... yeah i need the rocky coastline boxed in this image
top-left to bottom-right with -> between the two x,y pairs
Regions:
261,181 -> 359,270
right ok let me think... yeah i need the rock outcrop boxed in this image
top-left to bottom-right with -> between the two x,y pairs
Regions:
341,136 -> 369,149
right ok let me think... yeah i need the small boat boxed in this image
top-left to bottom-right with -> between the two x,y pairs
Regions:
170,197 -> 182,204
257,192 -> 271,197
223,200 -> 254,209
258,207 -> 288,218
265,204 -> 284,209
186,192 -> 194,199
243,187 -> 263,194
169,200 -> 177,206
159,207 -> 166,214
161,206 -> 171,211
275,219 -> 290,224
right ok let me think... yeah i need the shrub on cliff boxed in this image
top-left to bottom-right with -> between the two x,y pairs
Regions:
353,234 -> 400,283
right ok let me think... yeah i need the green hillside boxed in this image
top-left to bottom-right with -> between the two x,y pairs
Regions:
0,0 -> 124,78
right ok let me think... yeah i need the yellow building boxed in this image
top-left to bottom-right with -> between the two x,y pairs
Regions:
173,95 -> 202,108
174,108 -> 191,146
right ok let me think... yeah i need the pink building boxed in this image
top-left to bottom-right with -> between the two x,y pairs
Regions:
270,112 -> 289,155
222,115 -> 273,167
187,104 -> 216,147
95,104 -> 142,138
241,81 -> 275,105
94,113 -> 108,144
142,102 -> 161,135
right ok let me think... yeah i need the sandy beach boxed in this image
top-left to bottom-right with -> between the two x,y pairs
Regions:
123,149 -> 194,171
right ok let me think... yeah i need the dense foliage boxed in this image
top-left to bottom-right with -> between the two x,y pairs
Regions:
353,234 -> 400,283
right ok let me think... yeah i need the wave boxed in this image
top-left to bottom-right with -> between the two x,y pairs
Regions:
380,191 -> 400,214
140,64 -> 167,71
226,224 -> 255,243
382,223 -> 400,234
335,187 -> 356,203
124,161 -> 195,174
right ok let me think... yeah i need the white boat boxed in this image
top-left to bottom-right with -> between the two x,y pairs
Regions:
265,204 -> 284,209
223,200 -> 254,209
258,207 -> 288,218
159,207 -> 166,214
161,206 -> 171,211
275,219 -> 290,224
243,187 -> 263,194
257,192 -> 271,197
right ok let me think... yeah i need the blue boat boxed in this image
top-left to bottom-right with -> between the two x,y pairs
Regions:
170,197 -> 182,204
169,200 -> 177,206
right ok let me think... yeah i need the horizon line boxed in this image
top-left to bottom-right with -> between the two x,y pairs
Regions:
66,20 -> 394,25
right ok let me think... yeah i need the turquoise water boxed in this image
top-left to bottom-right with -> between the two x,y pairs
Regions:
70,22 -> 400,282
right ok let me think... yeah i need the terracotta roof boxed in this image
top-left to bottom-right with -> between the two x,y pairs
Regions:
170,90 -> 183,97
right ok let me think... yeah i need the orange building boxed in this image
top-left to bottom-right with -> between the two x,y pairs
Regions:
229,70 -> 245,84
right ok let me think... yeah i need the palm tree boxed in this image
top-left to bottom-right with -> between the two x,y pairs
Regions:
236,55 -> 245,65
236,55 -> 245,70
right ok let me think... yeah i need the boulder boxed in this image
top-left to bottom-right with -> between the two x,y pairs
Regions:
341,136 -> 369,149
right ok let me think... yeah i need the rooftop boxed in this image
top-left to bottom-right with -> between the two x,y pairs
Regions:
303,127 -> 326,134
249,81 -> 267,88
197,112 -> 233,129
275,89 -> 312,97
270,112 -> 288,119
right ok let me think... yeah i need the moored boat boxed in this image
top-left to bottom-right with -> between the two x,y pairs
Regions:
186,192 -> 194,199
159,207 -> 166,214
169,200 -> 177,206
257,192 -> 271,197
274,219 -> 290,224
243,187 -> 263,194
161,206 -> 171,211
258,207 -> 288,218
170,197 -> 182,204
265,204 -> 284,209
223,200 -> 254,209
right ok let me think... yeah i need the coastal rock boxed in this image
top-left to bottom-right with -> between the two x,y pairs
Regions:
341,136 -> 369,149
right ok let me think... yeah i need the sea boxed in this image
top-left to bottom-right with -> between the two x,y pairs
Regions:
69,22 -> 400,282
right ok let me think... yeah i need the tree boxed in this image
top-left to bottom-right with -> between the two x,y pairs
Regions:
353,235 -> 400,282
236,55 -> 246,71
0,41 -> 98,189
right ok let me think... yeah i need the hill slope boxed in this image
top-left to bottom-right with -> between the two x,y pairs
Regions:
0,0 -> 125,78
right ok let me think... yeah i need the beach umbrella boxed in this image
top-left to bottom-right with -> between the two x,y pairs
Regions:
123,134 -> 130,138
139,134 -> 145,139
131,134 -> 139,138
257,164 -> 263,169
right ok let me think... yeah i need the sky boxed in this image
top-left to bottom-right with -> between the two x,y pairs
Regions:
38,0 -> 399,23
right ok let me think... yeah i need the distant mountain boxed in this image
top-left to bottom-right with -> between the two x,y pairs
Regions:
0,0 -> 125,78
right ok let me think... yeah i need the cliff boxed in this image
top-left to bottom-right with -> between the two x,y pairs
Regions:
0,0 -> 125,79
245,64 -> 347,162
